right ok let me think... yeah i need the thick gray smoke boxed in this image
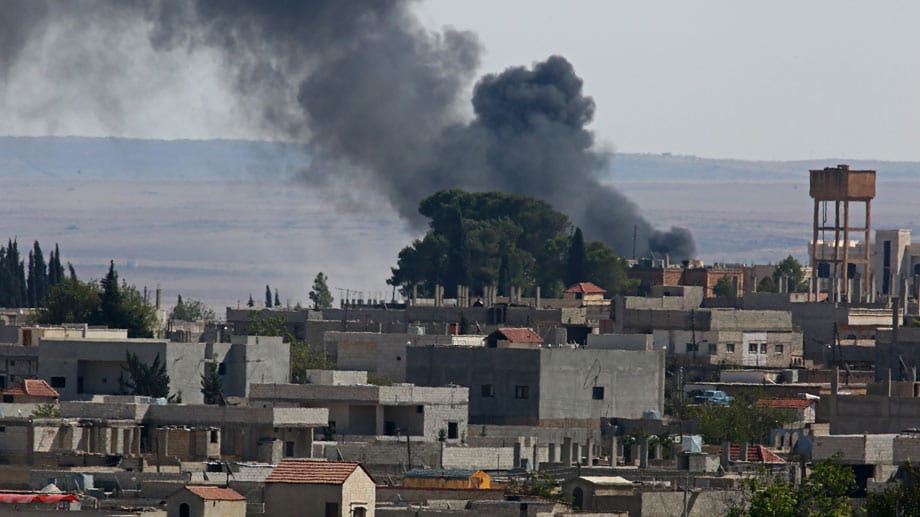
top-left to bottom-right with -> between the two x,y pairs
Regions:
0,0 -> 695,259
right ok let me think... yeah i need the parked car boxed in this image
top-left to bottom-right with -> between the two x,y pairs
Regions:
694,390 -> 733,405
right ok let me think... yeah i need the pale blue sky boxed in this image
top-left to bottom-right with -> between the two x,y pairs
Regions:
414,1 -> 920,161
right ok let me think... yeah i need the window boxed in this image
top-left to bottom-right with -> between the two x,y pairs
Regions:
481,384 -> 495,398
1,395 -> 12,403
324,503 -> 340,517
50,376 -> 66,388
686,343 -> 698,353
775,344 -> 784,354
218,362 -> 226,375
284,441 -> 295,457
748,343 -> 758,353
179,503 -> 190,517
416,405 -> 424,414
515,385 -> 530,399
760,343 -> 768,354
708,343 -> 717,355
726,343 -> 735,353
8,361 -> 14,366
0,426 -> 5,433
447,421 -> 458,439
210,430 -> 219,444
592,387 -> 605,400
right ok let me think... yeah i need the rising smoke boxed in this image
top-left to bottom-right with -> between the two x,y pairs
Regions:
0,0 -> 695,259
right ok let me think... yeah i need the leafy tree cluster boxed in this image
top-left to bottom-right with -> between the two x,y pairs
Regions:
0,239 -> 67,308
170,294 -> 216,321
758,256 -> 808,293
247,312 -> 333,382
40,261 -> 158,338
388,190 -> 635,299
864,460 -> 920,516
730,457 -> 855,517
507,472 -> 568,503
685,391 -> 795,445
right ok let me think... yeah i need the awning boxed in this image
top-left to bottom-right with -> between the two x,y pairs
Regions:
0,493 -> 78,504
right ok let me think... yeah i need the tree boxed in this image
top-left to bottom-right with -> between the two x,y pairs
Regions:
685,391 -> 795,445
48,244 -> 65,288
200,362 -> 223,405
274,288 -> 281,307
565,227 -> 588,286
713,276 -> 735,298
585,241 -> 638,295
757,276 -> 778,293
40,278 -> 101,326
264,284 -> 273,308
170,295 -> 216,321
67,262 -> 77,281
100,260 -> 121,322
246,313 -> 333,382
31,402 -> 60,418
39,263 -> 156,338
773,256 -> 806,293
309,272 -> 333,309
731,456 -> 855,517
119,352 -> 170,398
27,241 -> 48,307
864,461 -> 920,516
247,294 -> 254,307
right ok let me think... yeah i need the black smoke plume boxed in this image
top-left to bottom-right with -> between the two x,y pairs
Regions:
0,0 -> 695,259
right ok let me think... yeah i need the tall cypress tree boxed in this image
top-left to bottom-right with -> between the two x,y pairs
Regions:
27,241 -> 48,307
264,285 -> 273,308
274,288 -> 281,307
48,244 -> 65,287
100,260 -> 122,326
566,227 -> 588,286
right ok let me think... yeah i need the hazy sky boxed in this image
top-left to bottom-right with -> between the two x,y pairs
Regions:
414,1 -> 920,162
3,1 -> 918,162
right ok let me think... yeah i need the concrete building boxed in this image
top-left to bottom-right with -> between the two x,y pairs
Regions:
250,373 -> 468,442
57,397 -> 328,463
18,325 -> 128,347
167,486 -> 246,517
37,335 -> 289,404
263,459 -> 375,517
406,346 -> 665,426
0,343 -> 39,389
0,415 -> 143,465
330,331 -> 485,384
628,261 -> 745,298
618,306 -> 804,368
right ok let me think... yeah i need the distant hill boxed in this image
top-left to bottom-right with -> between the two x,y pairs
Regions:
0,136 -> 309,180
2,135 -> 919,182
608,153 -> 920,183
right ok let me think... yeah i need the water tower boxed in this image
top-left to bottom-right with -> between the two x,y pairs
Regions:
809,164 -> 876,301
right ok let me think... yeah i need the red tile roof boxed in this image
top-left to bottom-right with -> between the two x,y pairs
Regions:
755,399 -> 814,410
565,282 -> 607,294
185,486 -> 246,501
1,379 -> 58,399
729,444 -> 785,464
494,328 -> 543,343
266,460 -> 369,485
